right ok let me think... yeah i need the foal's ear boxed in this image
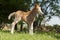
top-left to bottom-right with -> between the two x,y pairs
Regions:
34,4 -> 40,7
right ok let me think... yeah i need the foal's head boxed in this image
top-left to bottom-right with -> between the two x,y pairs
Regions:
33,4 -> 43,14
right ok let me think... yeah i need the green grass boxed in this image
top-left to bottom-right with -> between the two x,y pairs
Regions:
0,30 -> 60,40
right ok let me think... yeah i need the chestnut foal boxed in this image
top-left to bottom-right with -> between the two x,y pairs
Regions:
8,4 -> 43,35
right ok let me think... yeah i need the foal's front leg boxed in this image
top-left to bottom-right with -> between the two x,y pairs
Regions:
29,23 -> 33,35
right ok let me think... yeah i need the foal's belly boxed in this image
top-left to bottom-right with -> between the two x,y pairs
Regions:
21,15 -> 27,22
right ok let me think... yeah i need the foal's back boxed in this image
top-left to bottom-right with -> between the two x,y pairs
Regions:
15,10 -> 31,21
15,10 -> 31,16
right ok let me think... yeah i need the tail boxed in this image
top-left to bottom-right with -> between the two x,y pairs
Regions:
8,12 -> 15,20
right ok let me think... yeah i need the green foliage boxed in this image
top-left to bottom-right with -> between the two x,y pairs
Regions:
33,0 -> 60,26
0,0 -> 31,23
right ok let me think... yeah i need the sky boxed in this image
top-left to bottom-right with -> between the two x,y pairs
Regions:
46,16 -> 60,26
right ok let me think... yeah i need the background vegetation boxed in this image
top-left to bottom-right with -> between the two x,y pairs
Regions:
0,0 -> 60,40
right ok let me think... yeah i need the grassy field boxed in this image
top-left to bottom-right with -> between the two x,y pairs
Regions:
0,30 -> 60,40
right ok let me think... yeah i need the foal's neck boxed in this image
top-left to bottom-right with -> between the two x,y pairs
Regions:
31,9 -> 37,16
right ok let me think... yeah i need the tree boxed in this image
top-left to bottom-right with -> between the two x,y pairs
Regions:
0,0 -> 32,31
0,0 -> 32,23
32,0 -> 60,26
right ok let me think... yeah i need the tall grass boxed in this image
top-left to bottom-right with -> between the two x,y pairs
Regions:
0,30 -> 60,40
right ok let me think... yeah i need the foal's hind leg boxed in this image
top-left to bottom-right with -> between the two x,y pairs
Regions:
11,17 -> 21,34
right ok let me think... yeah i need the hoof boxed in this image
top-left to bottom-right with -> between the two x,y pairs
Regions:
11,31 -> 14,34
29,33 -> 33,35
